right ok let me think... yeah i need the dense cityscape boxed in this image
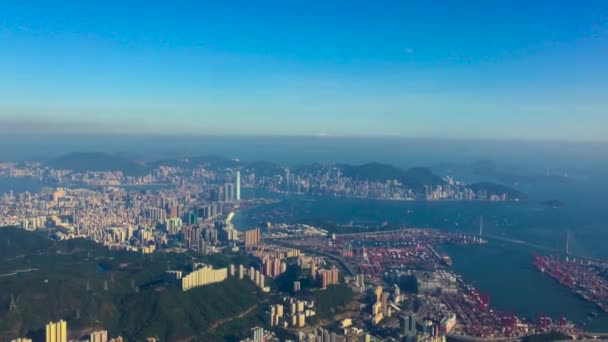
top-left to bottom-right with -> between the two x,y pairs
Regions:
0,155 -> 527,254
0,157 -> 605,342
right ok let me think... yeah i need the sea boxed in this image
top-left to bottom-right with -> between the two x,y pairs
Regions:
0,177 -> 46,195
230,138 -> 607,331
233,180 -> 608,331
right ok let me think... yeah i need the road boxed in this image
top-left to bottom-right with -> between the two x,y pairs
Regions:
268,239 -> 357,276
207,304 -> 258,332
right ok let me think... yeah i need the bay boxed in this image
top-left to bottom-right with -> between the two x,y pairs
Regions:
234,177 -> 608,331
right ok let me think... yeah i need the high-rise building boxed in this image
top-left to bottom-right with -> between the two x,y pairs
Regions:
169,205 -> 178,218
166,217 -> 182,235
238,264 -> 245,279
181,266 -> 228,291
321,266 -> 339,289
185,211 -> 198,225
219,226 -> 238,241
90,330 -> 108,342
355,274 -> 365,288
45,320 -> 67,342
182,226 -> 200,250
263,258 -> 272,277
285,169 -> 291,193
297,313 -> 306,328
251,326 -> 264,342
224,183 -> 235,202
400,314 -> 416,335
272,258 -> 281,277
249,266 -> 256,282
265,310 -> 276,327
381,292 -> 390,314
393,284 -> 401,304
330,266 -> 339,284
245,228 -> 260,247
322,270 -> 329,289
310,262 -> 317,280
145,207 -> 166,222
235,171 -> 241,201
440,313 -> 457,334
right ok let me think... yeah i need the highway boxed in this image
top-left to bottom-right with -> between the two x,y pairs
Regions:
267,238 -> 357,276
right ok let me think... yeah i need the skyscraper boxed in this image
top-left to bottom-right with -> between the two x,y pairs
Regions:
322,270 -> 329,289
236,171 -> 241,201
245,228 -> 260,247
224,183 -> 235,202
272,258 -> 281,277
90,330 -> 108,342
400,314 -> 416,335
251,326 -> 264,342
181,266 -> 228,291
321,266 -> 339,288
45,320 -> 67,342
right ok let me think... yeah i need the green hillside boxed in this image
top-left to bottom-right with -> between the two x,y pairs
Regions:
47,152 -> 149,176
339,163 -> 445,192
468,182 -> 527,199
0,228 -> 261,341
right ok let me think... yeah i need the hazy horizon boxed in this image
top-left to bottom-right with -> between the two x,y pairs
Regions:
1,135 -> 606,176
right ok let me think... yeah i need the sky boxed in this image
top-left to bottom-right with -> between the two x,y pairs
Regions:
0,1 -> 607,140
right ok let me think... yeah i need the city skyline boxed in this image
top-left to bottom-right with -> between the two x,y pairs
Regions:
1,1 -> 607,140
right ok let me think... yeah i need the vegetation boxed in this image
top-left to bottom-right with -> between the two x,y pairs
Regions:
397,274 -> 419,294
336,163 -> 444,192
339,163 -> 409,183
200,304 -> 266,342
48,152 -> 149,176
468,182 -> 527,199
149,155 -> 241,170
0,227 -> 261,341
312,284 -> 354,320
244,161 -> 285,178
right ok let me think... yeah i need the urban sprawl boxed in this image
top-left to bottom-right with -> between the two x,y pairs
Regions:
1,160 -> 605,342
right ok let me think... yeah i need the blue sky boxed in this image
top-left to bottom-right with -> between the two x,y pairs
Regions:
0,1 -> 607,140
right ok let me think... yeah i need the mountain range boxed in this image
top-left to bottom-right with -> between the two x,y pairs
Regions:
46,152 -> 525,198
